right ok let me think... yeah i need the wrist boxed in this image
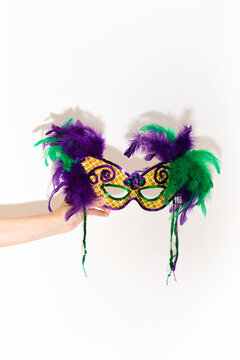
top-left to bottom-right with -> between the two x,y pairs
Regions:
48,211 -> 66,235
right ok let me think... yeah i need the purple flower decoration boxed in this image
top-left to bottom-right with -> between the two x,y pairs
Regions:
123,172 -> 146,190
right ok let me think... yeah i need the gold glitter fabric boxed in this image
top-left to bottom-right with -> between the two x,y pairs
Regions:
81,156 -> 173,211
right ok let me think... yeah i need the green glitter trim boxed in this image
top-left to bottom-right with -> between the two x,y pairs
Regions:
138,186 -> 165,202
100,184 -> 131,201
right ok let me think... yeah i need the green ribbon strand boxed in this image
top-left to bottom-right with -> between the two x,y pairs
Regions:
166,215 -> 175,285
166,198 -> 179,285
82,205 -> 88,277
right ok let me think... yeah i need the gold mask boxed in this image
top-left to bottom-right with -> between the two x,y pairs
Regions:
81,156 -> 174,211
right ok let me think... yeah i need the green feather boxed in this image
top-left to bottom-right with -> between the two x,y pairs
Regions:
63,117 -> 74,127
34,137 -> 59,147
190,150 -> 220,174
35,137 -> 77,171
34,123 -> 77,172
43,145 -> 77,171
34,118 -> 74,148
165,150 -> 220,216
140,124 -> 176,142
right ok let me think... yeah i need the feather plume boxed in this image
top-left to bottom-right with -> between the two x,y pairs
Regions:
124,124 -> 194,162
166,150 -> 220,223
140,124 -> 176,142
125,122 -> 220,224
35,118 -> 105,220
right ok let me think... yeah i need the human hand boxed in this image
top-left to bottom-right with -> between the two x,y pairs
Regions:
51,197 -> 111,234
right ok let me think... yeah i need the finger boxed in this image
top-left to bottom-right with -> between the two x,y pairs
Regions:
91,197 -> 107,207
90,205 -> 111,212
87,209 -> 110,217
87,208 -> 110,217
90,206 -> 111,214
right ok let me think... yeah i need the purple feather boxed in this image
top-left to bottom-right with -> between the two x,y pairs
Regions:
124,124 -> 194,163
63,163 -> 96,220
173,125 -> 194,159
124,133 -> 143,158
179,199 -> 197,225
169,189 -> 198,225
144,153 -> 156,161
46,119 -> 105,159
41,119 -> 105,220
124,132 -> 174,162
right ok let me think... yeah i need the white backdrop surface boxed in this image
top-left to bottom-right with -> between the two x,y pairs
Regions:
0,1 -> 239,359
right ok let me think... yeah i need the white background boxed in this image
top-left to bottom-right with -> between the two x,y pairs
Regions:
0,1 -> 239,359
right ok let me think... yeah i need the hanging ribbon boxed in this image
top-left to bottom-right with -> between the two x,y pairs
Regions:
166,198 -> 180,284
82,204 -> 88,277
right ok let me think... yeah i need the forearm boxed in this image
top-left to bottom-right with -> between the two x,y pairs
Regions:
0,213 -> 62,247
0,198 -> 109,247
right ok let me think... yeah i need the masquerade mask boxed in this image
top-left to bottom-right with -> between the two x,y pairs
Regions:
35,118 -> 220,283
81,156 -> 172,211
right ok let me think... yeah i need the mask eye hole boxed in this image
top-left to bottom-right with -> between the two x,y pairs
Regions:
101,184 -> 131,200
139,186 -> 164,201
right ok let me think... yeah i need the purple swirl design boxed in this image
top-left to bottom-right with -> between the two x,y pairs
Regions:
89,172 -> 98,185
154,165 -> 169,185
88,165 -> 116,184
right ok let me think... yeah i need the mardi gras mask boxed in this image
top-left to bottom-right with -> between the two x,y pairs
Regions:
81,156 -> 172,211
35,118 -> 220,282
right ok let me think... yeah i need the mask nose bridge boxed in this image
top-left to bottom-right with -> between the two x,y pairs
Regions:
129,188 -> 139,200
